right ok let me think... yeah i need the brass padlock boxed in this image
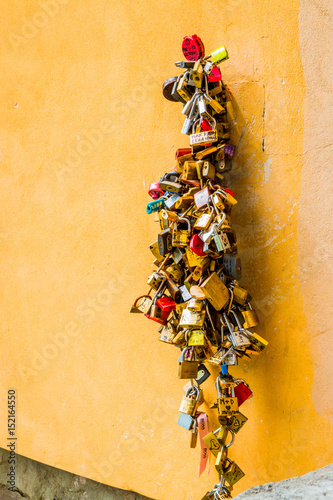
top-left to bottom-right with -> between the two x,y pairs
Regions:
232,284 -> 249,306
224,459 -> 245,486
227,412 -> 248,434
199,272 -> 229,311
183,161 -> 198,181
178,348 -> 199,379
177,74 -> 192,102
134,295 -> 153,315
149,240 -> 164,263
203,431 -> 222,457
194,207 -> 215,231
224,313 -> 251,348
248,332 -> 268,352
192,60 -> 204,88
242,302 -> 260,328
187,298 -> 203,312
179,308 -> 206,328
166,262 -> 183,283
172,217 -> 191,247
179,385 -> 200,415
202,161 -> 215,180
159,322 -> 176,344
215,447 -> 228,474
147,271 -> 164,291
188,329 -> 205,346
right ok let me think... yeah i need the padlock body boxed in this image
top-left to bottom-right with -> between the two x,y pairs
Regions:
199,272 -> 229,311
179,396 -> 198,415
178,360 -> 199,379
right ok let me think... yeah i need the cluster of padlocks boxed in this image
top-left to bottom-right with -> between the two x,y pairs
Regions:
131,35 -> 268,500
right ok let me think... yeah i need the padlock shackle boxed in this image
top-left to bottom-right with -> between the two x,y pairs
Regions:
133,294 -> 152,308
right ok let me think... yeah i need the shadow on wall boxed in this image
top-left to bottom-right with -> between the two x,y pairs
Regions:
0,448 -> 154,500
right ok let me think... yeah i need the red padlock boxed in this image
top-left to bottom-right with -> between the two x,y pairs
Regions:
182,34 -> 205,61
224,188 -> 235,198
175,148 -> 192,160
156,297 -> 176,312
208,66 -> 222,82
234,382 -> 253,407
189,234 -> 206,256
148,182 -> 165,200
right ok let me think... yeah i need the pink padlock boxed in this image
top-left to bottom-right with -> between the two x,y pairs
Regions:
189,234 -> 206,256
148,182 -> 165,199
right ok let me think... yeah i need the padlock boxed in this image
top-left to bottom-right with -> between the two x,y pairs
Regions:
211,192 -> 225,211
218,366 -> 237,389
179,385 -> 200,415
199,272 -> 229,311
224,144 -> 235,158
202,161 -> 215,180
232,284 -> 249,306
186,247 -> 208,268
224,313 -> 251,348
215,447 -> 228,474
190,117 -> 218,146
176,74 -> 192,102
217,395 -> 239,423
164,193 -> 180,210
158,228 -> 173,256
148,182 -> 165,199
178,348 -> 199,379
224,459 -> 245,486
146,197 -> 165,214
156,296 -> 176,315
227,412 -> 248,434
182,34 -> 205,61
205,93 -> 224,114
208,66 -> 223,83
149,240 -> 164,263
242,302 -> 260,328
224,351 -> 238,366
166,262 -> 183,282
182,161 -> 198,181
165,276 -> 181,301
159,179 -> 183,193
223,253 -> 242,281
187,298 -> 203,312
196,363 -> 211,385
179,284 -> 192,302
174,194 -> 194,210
170,74 -> 187,104
234,380 -> 253,406
147,271 -> 165,290
159,210 -> 169,231
192,60 -> 204,88
162,76 -> 180,102
172,217 -> 191,247
188,329 -> 205,346
248,332 -> 268,352
190,425 -> 198,448
179,308 -> 206,328
194,187 -> 210,209
203,432 -> 222,457
194,207 -> 215,231
210,46 -> 229,65
177,412 -> 196,430
144,295 -> 166,325
189,234 -> 206,256
159,321 -> 177,344
134,295 -> 153,315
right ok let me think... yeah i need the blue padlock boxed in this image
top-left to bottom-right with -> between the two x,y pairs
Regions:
146,197 -> 165,214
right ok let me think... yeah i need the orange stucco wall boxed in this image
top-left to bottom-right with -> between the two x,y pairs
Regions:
1,1 -> 333,499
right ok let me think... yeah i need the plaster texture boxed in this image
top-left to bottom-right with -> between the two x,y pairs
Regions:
0,0 -> 332,499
